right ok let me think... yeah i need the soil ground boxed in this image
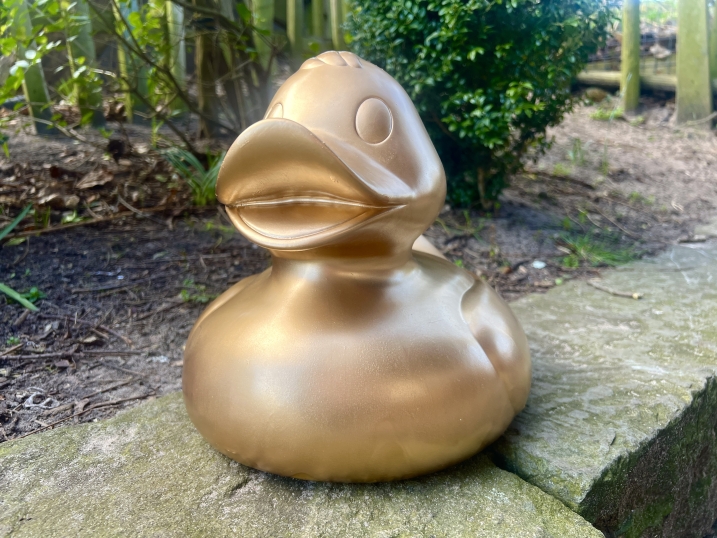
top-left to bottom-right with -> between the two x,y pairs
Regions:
1,97 -> 716,444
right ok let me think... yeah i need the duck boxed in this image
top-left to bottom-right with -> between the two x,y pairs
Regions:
183,51 -> 531,483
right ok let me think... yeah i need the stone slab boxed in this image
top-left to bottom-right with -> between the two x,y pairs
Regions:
494,241 -> 717,537
695,220 -> 717,239
0,392 -> 601,538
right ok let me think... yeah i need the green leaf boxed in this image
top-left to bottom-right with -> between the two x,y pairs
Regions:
0,283 -> 39,311
127,11 -> 142,28
0,204 -> 32,242
236,2 -> 251,22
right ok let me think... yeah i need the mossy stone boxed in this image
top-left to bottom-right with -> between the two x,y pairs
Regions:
0,393 -> 600,537
494,242 -> 717,537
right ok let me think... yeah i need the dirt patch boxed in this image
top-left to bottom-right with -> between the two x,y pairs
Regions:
1,101 -> 716,443
0,215 -> 269,441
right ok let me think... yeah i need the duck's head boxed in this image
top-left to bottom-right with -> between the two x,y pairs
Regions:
217,51 -> 446,261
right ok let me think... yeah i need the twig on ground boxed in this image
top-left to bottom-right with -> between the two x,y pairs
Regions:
100,361 -> 148,378
585,212 -> 604,229
1,349 -> 141,360
80,349 -> 143,356
38,314 -> 133,345
80,379 -> 135,400
11,393 -> 153,440
90,393 -> 153,411
587,279 -> 643,300
0,343 -> 23,357
12,309 -> 30,327
524,169 -> 596,190
117,195 -> 167,225
2,352 -> 75,360
132,252 -> 233,264
2,345 -> 79,360
591,206 -> 641,239
4,206 -> 175,240
12,236 -> 30,265
71,276 -> 158,294
135,300 -> 185,321
682,111 -> 717,127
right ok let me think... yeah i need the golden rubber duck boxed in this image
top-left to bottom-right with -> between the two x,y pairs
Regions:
183,51 -> 531,483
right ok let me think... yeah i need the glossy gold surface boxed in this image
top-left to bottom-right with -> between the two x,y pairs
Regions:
183,51 -> 531,483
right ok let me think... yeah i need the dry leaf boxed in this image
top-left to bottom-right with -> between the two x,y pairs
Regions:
37,192 -> 79,209
76,168 -> 114,190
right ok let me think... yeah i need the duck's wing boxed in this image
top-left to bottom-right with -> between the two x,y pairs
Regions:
192,269 -> 269,328
412,235 -> 445,259
461,279 -> 531,414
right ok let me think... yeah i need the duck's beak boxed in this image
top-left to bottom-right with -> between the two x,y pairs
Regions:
217,119 -> 408,250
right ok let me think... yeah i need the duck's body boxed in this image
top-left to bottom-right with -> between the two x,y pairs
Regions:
184,252 -> 528,482
183,51 -> 530,482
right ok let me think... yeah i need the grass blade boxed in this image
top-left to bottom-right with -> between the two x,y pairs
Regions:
0,204 -> 32,242
0,283 -> 39,311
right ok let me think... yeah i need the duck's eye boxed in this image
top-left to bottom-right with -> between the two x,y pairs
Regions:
266,102 -> 283,119
355,98 -> 392,144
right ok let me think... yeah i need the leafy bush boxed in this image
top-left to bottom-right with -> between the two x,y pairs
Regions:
347,0 -> 614,207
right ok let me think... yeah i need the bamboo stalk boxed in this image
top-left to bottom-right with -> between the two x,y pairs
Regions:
12,0 -> 57,135
311,0 -> 324,39
194,0 -> 222,137
329,0 -> 344,50
165,0 -> 187,112
287,0 -> 304,67
253,0 -> 275,69
69,0 -> 105,126
113,0 -> 150,123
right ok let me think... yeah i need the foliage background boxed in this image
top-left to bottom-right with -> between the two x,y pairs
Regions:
348,0 -> 616,207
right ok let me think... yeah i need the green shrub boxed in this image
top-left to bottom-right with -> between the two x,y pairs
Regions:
347,0 -> 614,207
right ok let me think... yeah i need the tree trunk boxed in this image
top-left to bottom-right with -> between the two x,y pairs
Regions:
676,0 -> 713,125
620,0 -> 640,114
13,0 -> 57,135
710,5 -> 717,90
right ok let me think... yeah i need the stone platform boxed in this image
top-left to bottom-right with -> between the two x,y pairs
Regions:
496,240 -> 717,537
0,393 -> 599,537
1,240 -> 716,537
